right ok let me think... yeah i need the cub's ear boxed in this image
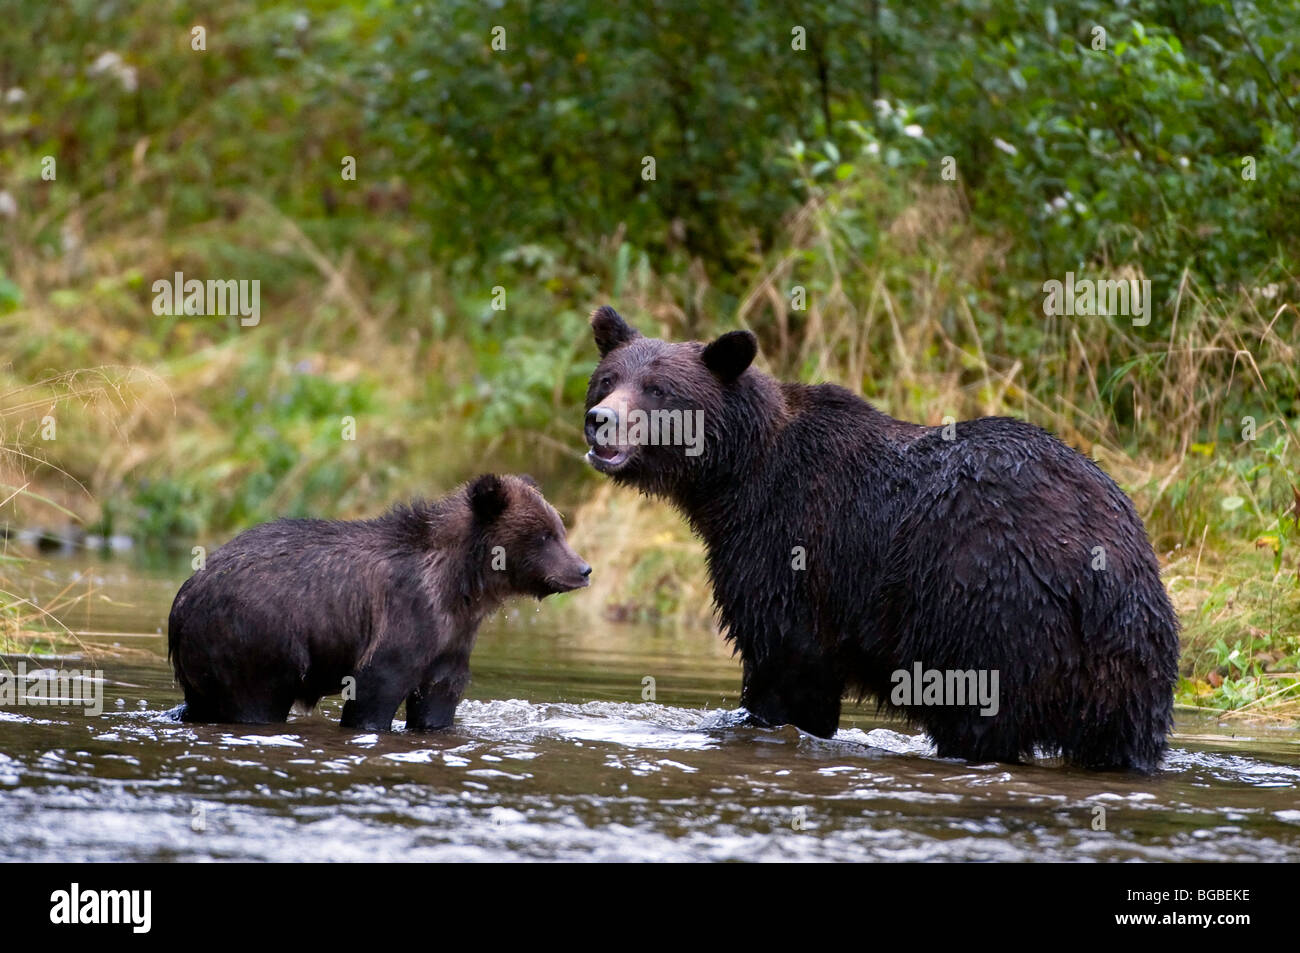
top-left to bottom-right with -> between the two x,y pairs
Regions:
517,473 -> 540,490
591,306 -> 639,357
468,474 -> 509,523
702,330 -> 757,382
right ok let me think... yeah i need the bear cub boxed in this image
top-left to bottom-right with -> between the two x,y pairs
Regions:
168,474 -> 590,731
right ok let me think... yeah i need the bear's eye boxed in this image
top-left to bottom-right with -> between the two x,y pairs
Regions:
645,384 -> 666,399
599,375 -> 613,390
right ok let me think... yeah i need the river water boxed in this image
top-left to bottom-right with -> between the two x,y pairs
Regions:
2,557 -> 1298,861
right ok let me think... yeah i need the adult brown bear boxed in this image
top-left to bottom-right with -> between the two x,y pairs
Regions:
583,306 -> 1179,771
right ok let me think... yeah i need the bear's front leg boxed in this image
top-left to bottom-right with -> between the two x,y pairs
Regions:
738,653 -> 844,738
405,657 -> 470,731
404,683 -> 462,731
339,666 -> 407,732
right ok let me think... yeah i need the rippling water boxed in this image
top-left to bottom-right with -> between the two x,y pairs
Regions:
2,558 -> 1298,862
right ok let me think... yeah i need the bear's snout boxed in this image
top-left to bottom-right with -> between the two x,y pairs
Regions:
584,405 -> 632,470
549,554 -> 593,593
585,406 -> 617,442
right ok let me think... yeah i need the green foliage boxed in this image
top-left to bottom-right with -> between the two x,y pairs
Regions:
352,0 -> 1300,291
0,272 -> 22,314
1,0 -> 1297,671
116,354 -> 383,539
454,307 -> 589,440
5,0 -> 1296,291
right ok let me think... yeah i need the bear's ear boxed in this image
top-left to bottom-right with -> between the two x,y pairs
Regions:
702,330 -> 757,382
591,306 -> 639,357
468,474 -> 509,524
517,473 -> 540,490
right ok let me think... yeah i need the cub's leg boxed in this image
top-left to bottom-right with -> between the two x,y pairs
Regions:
339,665 -> 408,731
405,660 -> 471,731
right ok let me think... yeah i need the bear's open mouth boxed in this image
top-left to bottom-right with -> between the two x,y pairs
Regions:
586,444 -> 632,471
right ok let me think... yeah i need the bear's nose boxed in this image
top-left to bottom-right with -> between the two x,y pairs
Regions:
580,563 -> 592,578
585,406 -> 617,442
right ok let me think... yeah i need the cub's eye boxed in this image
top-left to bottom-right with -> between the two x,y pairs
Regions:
645,384 -> 666,399
537,531 -> 555,544
599,376 -> 613,390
